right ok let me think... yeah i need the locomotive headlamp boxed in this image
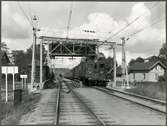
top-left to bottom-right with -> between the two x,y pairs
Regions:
88,71 -> 92,74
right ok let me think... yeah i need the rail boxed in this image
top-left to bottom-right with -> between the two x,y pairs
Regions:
94,86 -> 166,113
65,80 -> 106,126
107,87 -> 166,105
54,82 -> 61,125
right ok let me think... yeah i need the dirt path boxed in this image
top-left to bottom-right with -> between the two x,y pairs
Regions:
18,88 -> 57,125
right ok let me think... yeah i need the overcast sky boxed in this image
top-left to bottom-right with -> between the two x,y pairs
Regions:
2,1 -> 166,68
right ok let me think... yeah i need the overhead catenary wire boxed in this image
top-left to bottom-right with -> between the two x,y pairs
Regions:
128,15 -> 165,38
27,2 -> 33,21
106,2 -> 160,41
17,2 -> 34,27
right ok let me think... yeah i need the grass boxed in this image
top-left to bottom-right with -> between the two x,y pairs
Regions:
125,81 -> 166,101
0,92 -> 41,125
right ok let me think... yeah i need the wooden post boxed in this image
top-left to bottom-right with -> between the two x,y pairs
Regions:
40,39 -> 43,88
13,73 -> 15,90
5,73 -> 8,102
22,78 -> 24,89
25,78 -> 28,90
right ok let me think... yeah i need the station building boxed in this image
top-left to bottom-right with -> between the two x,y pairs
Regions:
128,61 -> 166,82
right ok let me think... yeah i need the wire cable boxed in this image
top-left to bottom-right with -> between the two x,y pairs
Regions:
17,2 -> 33,27
128,15 -> 165,38
106,2 -> 160,41
27,2 -> 33,23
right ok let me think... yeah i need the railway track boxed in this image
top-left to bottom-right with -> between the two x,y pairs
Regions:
56,80 -> 108,125
93,86 -> 166,113
21,79 -> 112,125
62,79 -> 166,114
19,79 -> 165,125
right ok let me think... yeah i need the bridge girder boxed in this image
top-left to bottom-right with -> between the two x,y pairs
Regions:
39,36 -> 117,57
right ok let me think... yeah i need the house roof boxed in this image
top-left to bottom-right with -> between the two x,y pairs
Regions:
129,61 -> 166,72
108,61 -> 166,75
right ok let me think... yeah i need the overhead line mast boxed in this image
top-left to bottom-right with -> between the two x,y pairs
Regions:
17,2 -> 40,91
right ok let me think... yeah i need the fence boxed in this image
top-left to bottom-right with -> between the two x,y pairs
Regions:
1,80 -> 28,103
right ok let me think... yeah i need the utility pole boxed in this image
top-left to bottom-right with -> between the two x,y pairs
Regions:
30,15 -> 38,91
40,39 -> 43,89
113,43 -> 116,87
125,43 -> 130,89
121,37 -> 125,88
30,27 -> 36,91
121,37 -> 130,89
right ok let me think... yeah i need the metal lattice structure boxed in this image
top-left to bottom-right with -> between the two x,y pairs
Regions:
38,36 -> 129,89
39,36 -> 116,57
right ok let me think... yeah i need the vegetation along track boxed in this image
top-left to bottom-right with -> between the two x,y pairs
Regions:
93,86 -> 166,113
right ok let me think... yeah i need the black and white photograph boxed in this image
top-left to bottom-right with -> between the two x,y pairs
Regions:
0,1 -> 166,125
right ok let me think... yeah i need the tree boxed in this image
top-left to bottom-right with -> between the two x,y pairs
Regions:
135,57 -> 144,63
129,59 -> 136,66
105,57 -> 114,70
12,50 -> 28,74
12,44 -> 47,74
1,42 -> 9,51
159,43 -> 167,80
159,43 -> 167,66
147,56 -> 160,62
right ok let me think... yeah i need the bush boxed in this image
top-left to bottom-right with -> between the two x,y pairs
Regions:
158,75 -> 165,82
0,102 -> 13,121
1,93 -> 41,125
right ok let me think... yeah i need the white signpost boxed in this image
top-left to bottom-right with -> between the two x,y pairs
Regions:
2,66 -> 18,102
20,75 -> 27,89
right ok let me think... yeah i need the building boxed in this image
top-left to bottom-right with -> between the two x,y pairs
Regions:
128,61 -> 166,82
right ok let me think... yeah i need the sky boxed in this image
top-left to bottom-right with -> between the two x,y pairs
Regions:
1,1 -> 166,68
